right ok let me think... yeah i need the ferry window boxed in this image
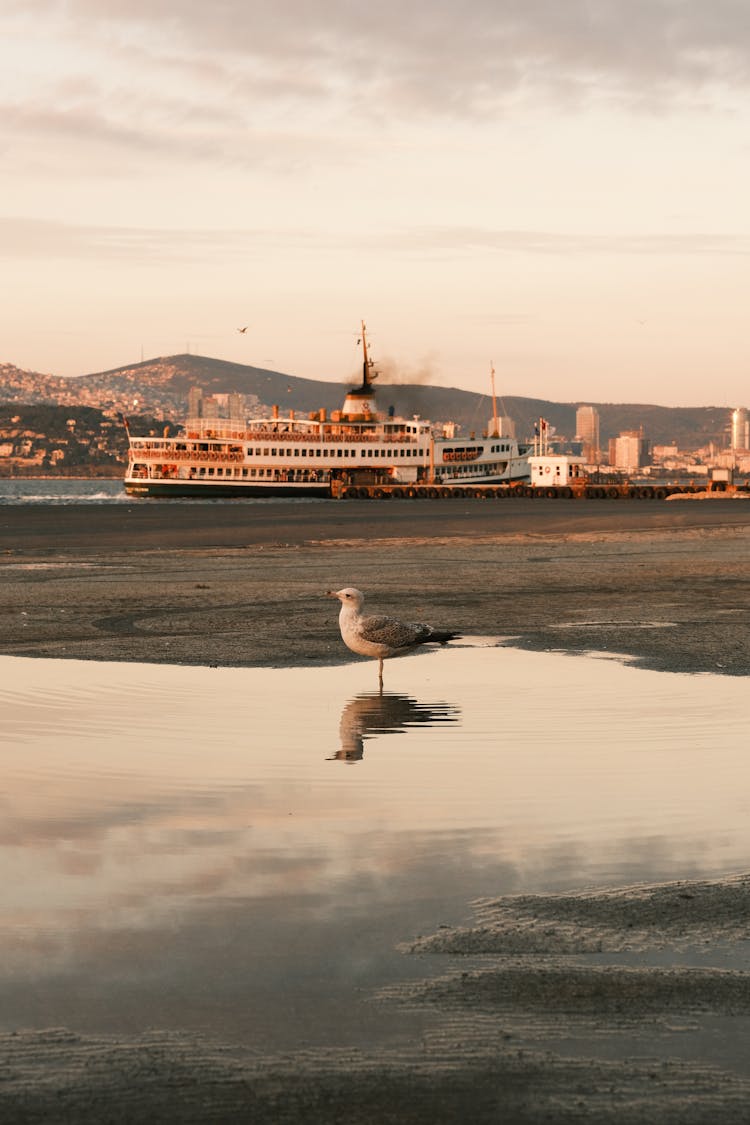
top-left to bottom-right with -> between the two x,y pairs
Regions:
337,450 -> 342,458
287,449 -> 292,456
271,448 -> 277,456
301,449 -> 307,456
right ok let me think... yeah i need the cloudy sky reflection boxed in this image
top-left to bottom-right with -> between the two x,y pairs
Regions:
0,649 -> 748,1047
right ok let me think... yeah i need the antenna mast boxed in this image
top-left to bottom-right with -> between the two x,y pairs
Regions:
360,320 -> 376,390
490,362 -> 499,438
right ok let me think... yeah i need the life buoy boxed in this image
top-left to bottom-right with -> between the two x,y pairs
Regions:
544,466 -> 551,474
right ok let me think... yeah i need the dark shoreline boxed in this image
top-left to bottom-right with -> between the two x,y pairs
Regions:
4,496 -> 750,552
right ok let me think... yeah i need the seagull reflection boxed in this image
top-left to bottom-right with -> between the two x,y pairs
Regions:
330,691 -> 460,762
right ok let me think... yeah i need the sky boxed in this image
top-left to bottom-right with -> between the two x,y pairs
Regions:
1,1 -> 749,407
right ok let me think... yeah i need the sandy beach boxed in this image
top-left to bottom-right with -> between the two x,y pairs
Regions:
2,497 -> 750,1123
2,498 -> 750,675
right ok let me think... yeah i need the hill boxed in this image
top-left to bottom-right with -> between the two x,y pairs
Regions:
0,355 -> 734,449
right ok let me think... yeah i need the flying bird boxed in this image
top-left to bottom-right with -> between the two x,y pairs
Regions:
237,326 -> 249,333
328,587 -> 459,689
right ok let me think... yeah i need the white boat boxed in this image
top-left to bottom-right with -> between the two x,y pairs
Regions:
124,326 -> 532,498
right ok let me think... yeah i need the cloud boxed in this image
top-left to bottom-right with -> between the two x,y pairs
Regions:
6,1 -> 750,129
3,217 -> 749,268
0,217 -> 307,262
389,227 -> 750,257
3,1 -> 750,183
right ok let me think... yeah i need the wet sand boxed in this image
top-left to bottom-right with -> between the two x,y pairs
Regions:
3,498 -> 750,1122
1,498 -> 750,675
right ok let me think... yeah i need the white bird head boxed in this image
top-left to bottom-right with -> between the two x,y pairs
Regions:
327,587 -> 365,609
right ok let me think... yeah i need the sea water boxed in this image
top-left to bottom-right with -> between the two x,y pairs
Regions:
0,645 -> 748,1052
0,478 -> 127,504
0,479 -> 326,505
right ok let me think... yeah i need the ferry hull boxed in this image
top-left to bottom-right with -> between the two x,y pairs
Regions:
124,480 -> 331,499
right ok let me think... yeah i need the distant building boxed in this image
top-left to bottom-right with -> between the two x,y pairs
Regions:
575,405 -> 600,463
187,386 -> 203,418
201,396 -> 219,421
652,444 -> 679,462
610,430 -> 649,473
731,407 -> 749,451
187,387 -> 245,424
228,393 -> 244,422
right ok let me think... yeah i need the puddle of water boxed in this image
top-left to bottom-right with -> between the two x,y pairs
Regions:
0,648 -> 748,1053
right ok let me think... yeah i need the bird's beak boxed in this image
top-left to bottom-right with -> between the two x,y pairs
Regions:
326,590 -> 339,599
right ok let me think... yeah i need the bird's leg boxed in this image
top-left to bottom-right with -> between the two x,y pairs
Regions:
378,657 -> 384,693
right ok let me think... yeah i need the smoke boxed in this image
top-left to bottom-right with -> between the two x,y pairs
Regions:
371,353 -> 439,386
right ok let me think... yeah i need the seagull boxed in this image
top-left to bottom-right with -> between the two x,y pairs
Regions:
237,326 -> 248,333
328,587 -> 459,689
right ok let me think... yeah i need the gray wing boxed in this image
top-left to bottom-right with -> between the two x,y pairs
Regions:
358,613 -> 430,649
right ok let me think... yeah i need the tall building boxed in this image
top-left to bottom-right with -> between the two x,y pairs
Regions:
187,386 -> 203,418
575,405 -> 600,463
610,430 -> 648,473
201,396 -> 219,421
731,408 -> 749,451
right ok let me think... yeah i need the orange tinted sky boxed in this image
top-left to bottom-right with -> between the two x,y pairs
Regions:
1,2 -> 749,405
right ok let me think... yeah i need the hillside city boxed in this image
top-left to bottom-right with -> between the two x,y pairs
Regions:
0,358 -> 748,478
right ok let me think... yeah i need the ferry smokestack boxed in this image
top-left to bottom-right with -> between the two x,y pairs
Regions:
272,404 -> 279,419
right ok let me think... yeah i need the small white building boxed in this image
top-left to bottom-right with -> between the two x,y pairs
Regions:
528,454 -> 587,489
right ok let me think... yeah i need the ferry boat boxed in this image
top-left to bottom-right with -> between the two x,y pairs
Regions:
124,326 -> 532,498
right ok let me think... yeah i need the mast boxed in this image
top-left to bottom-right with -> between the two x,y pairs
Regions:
490,362 -> 499,438
359,320 -> 377,391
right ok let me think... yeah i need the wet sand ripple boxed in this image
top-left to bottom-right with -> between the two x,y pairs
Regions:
406,873 -> 750,955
